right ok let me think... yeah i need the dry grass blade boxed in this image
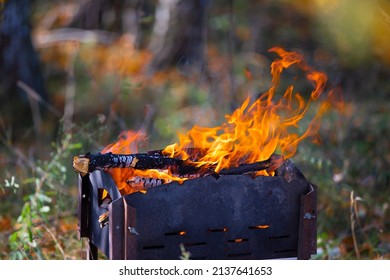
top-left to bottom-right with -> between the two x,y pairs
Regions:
350,191 -> 371,259
350,191 -> 360,259
16,80 -> 62,117
42,224 -> 66,259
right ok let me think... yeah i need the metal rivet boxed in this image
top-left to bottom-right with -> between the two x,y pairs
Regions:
303,212 -> 316,219
128,227 -> 139,235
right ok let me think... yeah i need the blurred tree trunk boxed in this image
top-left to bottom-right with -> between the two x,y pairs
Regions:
122,0 -> 155,49
0,0 -> 48,141
148,0 -> 207,75
0,0 -> 47,102
68,0 -> 154,49
69,0 -> 123,32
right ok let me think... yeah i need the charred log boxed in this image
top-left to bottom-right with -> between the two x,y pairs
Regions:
126,176 -> 165,190
98,212 -> 109,228
73,152 -> 201,176
74,152 -> 284,179
220,154 -> 284,175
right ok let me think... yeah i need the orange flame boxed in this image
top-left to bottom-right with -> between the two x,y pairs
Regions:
102,130 -> 147,155
162,47 -> 338,173
102,47 -> 342,193
101,130 -> 186,195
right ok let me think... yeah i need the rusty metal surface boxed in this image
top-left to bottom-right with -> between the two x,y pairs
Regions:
298,184 -> 317,259
124,203 -> 138,259
109,197 -> 125,259
112,173 -> 311,260
78,174 -> 90,238
79,160 -> 317,260
78,171 -> 121,258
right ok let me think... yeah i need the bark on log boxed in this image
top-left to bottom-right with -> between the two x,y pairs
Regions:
219,154 -> 284,175
74,152 -> 283,177
73,152 -> 200,176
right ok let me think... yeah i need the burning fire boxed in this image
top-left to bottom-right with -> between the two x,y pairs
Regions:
163,47 -> 336,171
101,131 -> 186,195
101,47 -> 342,195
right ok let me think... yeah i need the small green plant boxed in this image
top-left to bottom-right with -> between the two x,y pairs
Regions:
8,181 -> 52,259
7,133 -> 82,259
0,176 -> 20,194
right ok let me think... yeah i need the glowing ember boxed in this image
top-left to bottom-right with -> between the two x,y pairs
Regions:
101,47 -> 342,194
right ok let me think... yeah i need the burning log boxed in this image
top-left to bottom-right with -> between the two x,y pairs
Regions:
74,151 -> 284,178
98,212 -> 109,228
73,152 -> 201,177
219,154 -> 284,175
126,176 -> 166,190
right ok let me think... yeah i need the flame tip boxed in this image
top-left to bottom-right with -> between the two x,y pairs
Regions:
100,47 -> 342,194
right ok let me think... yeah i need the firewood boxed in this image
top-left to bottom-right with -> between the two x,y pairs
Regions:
98,212 -> 109,228
126,176 -> 165,190
219,154 -> 284,175
74,152 -> 284,178
73,152 -> 200,176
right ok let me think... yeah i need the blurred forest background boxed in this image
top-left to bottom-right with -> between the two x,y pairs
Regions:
0,0 -> 389,259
